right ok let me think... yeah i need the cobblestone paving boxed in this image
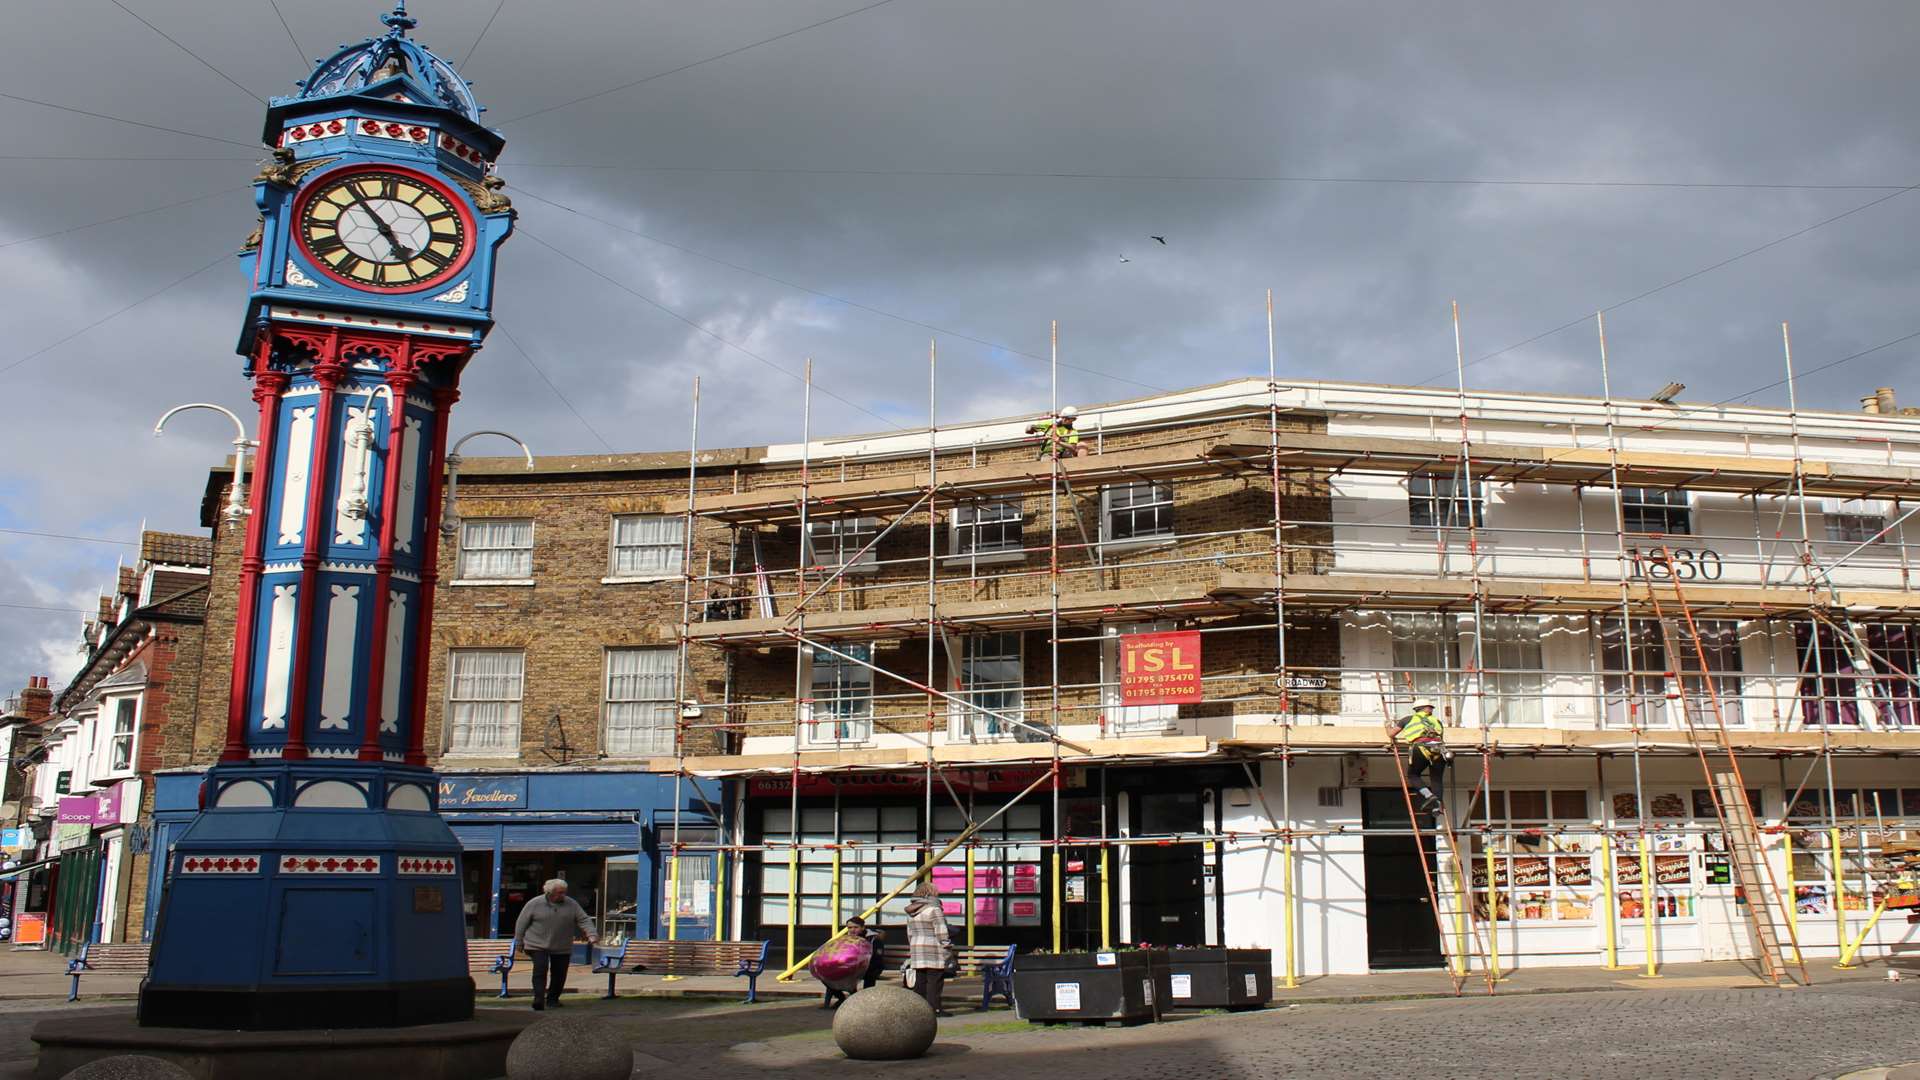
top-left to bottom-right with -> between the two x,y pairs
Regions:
549,980 -> 1920,1080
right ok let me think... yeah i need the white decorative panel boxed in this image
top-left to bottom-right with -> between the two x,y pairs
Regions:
394,416 -> 423,554
261,584 -> 297,730
381,593 -> 406,733
278,407 -> 316,546
319,585 -> 359,730
334,405 -> 374,545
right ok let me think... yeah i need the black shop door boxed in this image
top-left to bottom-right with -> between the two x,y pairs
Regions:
1362,788 -> 1444,969
1129,792 -> 1206,946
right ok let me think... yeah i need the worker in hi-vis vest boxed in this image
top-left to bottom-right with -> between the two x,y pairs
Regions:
1395,701 -> 1452,815
1027,406 -> 1087,460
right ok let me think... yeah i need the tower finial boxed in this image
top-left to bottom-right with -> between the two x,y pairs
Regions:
380,1 -> 416,37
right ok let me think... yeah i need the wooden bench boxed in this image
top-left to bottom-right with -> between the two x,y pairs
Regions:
879,943 -> 1017,1010
591,939 -> 772,1002
468,938 -> 517,998
66,942 -> 151,1002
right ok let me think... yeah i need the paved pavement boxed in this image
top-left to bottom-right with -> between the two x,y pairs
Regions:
6,947 -> 1918,1079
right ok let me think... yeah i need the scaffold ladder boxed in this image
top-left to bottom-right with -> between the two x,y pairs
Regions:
1377,676 -> 1494,995
1643,549 -> 1808,986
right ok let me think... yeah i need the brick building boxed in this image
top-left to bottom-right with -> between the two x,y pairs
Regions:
14,532 -> 212,950
158,375 -> 1920,979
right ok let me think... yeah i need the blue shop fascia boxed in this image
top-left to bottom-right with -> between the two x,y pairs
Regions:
149,768 -> 725,944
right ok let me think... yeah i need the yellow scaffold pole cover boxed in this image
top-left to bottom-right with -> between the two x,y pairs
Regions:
1638,833 -> 1661,979
1280,837 -> 1297,988
1782,831 -> 1800,967
1099,845 -> 1112,951
1829,827 -> 1847,957
1485,842 -> 1501,979
1601,833 -> 1624,969
663,851 -> 682,981
965,846 -> 977,949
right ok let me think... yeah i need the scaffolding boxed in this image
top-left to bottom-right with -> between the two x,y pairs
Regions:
638,301 -> 1920,986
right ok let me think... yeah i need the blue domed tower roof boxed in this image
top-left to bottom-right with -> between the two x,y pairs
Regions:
265,1 -> 500,153
294,3 -> 480,121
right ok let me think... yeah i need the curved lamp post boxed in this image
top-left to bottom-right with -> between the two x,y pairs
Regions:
441,429 -> 534,537
155,403 -> 257,525
338,384 -> 396,522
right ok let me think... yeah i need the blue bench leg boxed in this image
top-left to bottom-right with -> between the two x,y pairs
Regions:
67,974 -> 79,1003
498,969 -> 510,998
605,969 -> 617,1000
745,972 -> 758,1004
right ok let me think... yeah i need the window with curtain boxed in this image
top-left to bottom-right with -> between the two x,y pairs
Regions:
806,643 -> 873,743
106,697 -> 138,773
446,649 -> 524,754
604,647 -> 676,755
457,519 -> 534,580
1101,482 -> 1174,543
951,502 -> 1025,557
1673,619 -> 1745,726
1480,615 -> 1544,726
1408,473 -> 1485,528
1822,499 -> 1889,544
1599,617 -> 1667,727
609,514 -> 684,577
1618,487 -> 1691,535
1795,622 -> 1920,727
950,632 -> 1025,739
1387,613 -> 1459,716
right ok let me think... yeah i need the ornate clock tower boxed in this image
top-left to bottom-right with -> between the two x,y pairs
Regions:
141,3 -> 512,1029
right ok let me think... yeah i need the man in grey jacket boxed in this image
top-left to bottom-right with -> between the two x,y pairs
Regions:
513,878 -> 598,1010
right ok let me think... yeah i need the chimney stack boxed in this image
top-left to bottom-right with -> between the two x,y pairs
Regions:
1862,395 -> 1881,414
1877,387 -> 1898,414
16,676 -> 52,721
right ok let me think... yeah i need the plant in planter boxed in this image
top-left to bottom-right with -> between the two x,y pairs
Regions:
1161,947 -> 1274,1010
1012,947 -> 1167,1026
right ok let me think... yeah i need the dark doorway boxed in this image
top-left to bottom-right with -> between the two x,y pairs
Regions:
1361,788 -> 1444,969
1129,792 -> 1205,946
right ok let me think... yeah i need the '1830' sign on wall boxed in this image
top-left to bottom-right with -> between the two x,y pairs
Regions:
438,776 -> 528,809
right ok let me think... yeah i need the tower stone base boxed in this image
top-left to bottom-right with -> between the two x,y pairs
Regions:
140,763 -> 472,1030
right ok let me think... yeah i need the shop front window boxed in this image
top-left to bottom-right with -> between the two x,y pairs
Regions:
1466,789 -> 1597,924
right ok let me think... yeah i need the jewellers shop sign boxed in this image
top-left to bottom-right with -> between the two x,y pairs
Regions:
438,776 -> 528,809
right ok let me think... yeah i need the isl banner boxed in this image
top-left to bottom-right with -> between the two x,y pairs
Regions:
1119,630 -> 1203,705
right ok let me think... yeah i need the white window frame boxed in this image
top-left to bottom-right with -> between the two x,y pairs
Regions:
1618,487 -> 1691,536
947,632 -> 1027,740
949,502 -> 1026,563
1100,482 -> 1175,546
1823,499 -> 1889,545
101,695 -> 139,778
607,514 -> 685,581
803,643 -> 874,746
1408,473 -> 1486,529
1387,613 -> 1461,719
445,648 -> 525,756
455,518 -> 535,583
803,517 -> 880,575
1102,621 -> 1181,734
1479,615 -> 1545,727
603,647 -> 677,756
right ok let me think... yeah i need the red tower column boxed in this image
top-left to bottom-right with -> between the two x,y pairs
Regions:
405,384 -> 459,766
358,348 -> 416,761
222,353 -> 288,763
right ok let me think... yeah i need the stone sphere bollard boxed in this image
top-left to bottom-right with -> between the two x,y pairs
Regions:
832,985 -> 938,1061
505,1016 -> 633,1080
60,1056 -> 195,1080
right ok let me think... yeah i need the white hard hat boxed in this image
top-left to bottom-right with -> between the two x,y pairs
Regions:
1059,405 -> 1079,419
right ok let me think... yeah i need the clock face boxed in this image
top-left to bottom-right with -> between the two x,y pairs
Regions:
296,168 -> 471,291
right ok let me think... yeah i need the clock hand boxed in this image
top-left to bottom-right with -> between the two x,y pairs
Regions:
345,188 -> 414,261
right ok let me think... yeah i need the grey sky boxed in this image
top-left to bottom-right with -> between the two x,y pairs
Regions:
2,1 -> 1917,695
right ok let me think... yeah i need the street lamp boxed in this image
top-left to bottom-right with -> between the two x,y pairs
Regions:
154,403 -> 257,525
337,384 -> 395,522
441,429 -> 534,537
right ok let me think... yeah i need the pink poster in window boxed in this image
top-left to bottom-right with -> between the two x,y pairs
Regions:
974,897 -> 1001,925
972,867 -> 1003,890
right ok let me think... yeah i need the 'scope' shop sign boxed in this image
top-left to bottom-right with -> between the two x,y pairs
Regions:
438,776 -> 528,808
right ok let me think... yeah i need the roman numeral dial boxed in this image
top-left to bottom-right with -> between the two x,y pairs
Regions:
296,168 -> 471,291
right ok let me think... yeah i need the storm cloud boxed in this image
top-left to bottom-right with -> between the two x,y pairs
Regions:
2,0 -> 1916,693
